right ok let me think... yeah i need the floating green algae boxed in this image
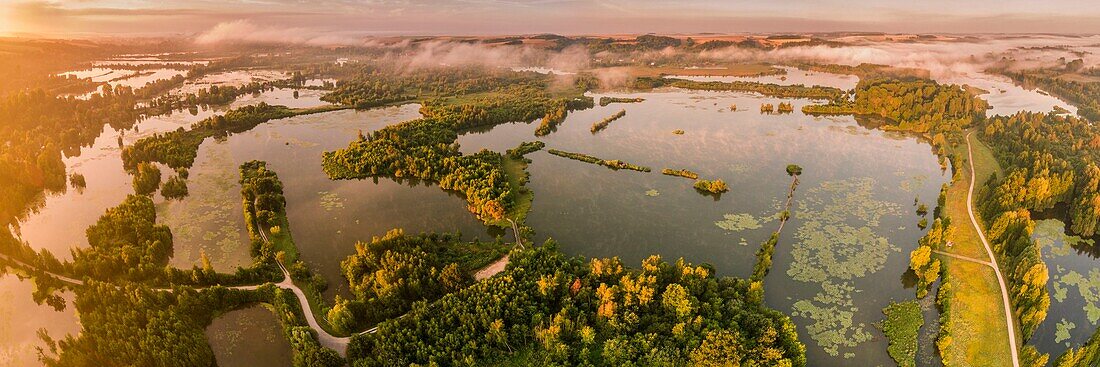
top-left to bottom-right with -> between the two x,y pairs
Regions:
1055,319 -> 1076,344
715,213 -> 765,232
319,191 -> 345,211
785,177 -> 903,357
1032,218 -> 1100,338
1061,269 -> 1100,324
159,142 -> 250,271
790,280 -> 872,357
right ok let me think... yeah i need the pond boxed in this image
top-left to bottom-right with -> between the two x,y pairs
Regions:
0,274 -> 80,366
457,88 -> 947,365
205,305 -> 293,367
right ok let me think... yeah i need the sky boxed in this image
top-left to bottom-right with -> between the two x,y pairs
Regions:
2,0 -> 1100,38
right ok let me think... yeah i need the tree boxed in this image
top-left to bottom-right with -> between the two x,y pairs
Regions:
690,330 -> 744,367
786,164 -> 803,176
132,162 -> 161,195
161,174 -> 188,200
327,295 -> 356,334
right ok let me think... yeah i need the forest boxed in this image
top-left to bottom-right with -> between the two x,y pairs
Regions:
321,117 -> 515,222
346,242 -> 806,366
1000,68 -> 1100,121
802,78 -> 988,133
323,78 -> 593,223
640,77 -> 845,100
332,229 -> 508,333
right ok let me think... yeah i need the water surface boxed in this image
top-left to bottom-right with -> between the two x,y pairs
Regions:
0,274 -> 79,366
1031,218 -> 1100,359
205,305 -> 292,367
457,88 -> 946,365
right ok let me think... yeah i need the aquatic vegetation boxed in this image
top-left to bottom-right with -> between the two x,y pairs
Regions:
161,146 -> 250,271
882,300 -> 923,367
1060,270 -> 1100,324
318,191 -> 345,211
598,97 -> 645,106
546,149 -> 651,172
787,177 -> 903,357
1034,218 -> 1100,347
69,173 -> 87,189
644,189 -> 660,197
590,109 -> 627,133
778,102 -> 794,113
661,168 -> 698,179
791,281 -> 872,356
897,173 -> 929,193
1057,319 -> 1076,344
693,179 -> 729,194
506,141 -> 545,158
715,213 -> 765,232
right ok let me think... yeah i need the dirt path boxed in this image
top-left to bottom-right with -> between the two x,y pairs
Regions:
932,249 -> 993,267
475,255 -> 510,280
963,132 -> 1020,367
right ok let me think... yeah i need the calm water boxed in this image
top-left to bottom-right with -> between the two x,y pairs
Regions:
1031,218 -> 1100,360
458,89 -> 947,365
942,73 -> 1077,116
205,305 -> 293,367
14,86 -> 326,263
176,105 -> 493,296
0,274 -> 80,366
173,70 -> 288,95
670,66 -> 860,90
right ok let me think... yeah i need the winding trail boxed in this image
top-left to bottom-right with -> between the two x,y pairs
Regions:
1,220 -> 521,357
961,132 -> 1020,367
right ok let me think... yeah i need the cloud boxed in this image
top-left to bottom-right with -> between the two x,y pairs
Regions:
194,20 -> 361,46
698,35 -> 1100,79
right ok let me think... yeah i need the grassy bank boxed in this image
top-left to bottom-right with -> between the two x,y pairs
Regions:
938,133 -> 1013,366
488,155 -> 533,228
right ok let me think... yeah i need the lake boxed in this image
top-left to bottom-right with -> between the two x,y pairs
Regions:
457,88 -> 946,365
